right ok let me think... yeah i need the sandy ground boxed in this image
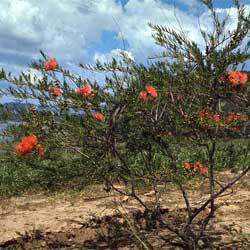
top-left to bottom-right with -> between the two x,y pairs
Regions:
0,189 -> 117,244
0,171 -> 249,246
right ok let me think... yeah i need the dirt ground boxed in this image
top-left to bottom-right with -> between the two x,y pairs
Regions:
0,171 -> 250,249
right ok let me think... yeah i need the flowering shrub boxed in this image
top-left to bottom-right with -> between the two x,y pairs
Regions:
1,1 -> 250,249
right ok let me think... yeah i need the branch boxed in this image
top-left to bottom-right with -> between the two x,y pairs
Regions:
188,164 -> 250,226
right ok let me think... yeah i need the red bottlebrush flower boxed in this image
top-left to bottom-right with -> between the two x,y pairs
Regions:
76,83 -> 94,97
92,112 -> 105,120
21,134 -> 37,148
193,161 -> 207,174
240,72 -> 248,85
139,85 -> 157,102
139,90 -> 148,101
49,86 -> 61,97
228,70 -> 240,85
224,112 -> 247,125
15,143 -> 28,157
200,166 -> 207,175
145,85 -> 157,99
224,113 -> 235,125
228,70 -> 247,86
36,144 -> 44,157
213,113 -> 220,122
193,161 -> 200,171
44,58 -> 57,70
76,87 -> 81,95
16,134 -> 38,157
184,162 -> 191,170
198,110 -> 210,120
193,161 -> 204,171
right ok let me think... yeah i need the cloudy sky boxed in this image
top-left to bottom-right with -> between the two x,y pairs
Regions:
0,0 -> 250,102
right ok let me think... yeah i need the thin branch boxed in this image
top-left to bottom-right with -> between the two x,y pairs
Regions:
188,164 -> 250,226
179,184 -> 192,218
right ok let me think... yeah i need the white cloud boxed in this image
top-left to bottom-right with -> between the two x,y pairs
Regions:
114,49 -> 134,61
0,0 -> 123,69
94,48 -> 134,63
114,0 -> 208,59
0,0 -> 249,74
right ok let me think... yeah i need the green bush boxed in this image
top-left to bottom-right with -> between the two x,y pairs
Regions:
1,0 -> 250,248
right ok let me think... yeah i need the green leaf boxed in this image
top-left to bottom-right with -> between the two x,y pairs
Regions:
0,69 -> 6,80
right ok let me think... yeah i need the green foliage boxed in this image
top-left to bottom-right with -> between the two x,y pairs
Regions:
0,0 -> 249,191
0,0 -> 250,190
0,140 -> 99,196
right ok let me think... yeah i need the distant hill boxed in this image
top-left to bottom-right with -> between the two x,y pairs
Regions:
0,102 -> 33,121
0,102 -> 82,122
1,102 -> 33,109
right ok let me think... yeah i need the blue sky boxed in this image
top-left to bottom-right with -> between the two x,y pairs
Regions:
0,0 -> 250,102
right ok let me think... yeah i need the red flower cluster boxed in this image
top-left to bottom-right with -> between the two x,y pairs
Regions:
198,110 -> 221,123
76,83 -> 95,97
213,113 -> 220,122
92,112 -> 105,120
139,85 -> 157,101
15,135 -> 44,157
198,110 -> 248,128
198,110 -> 210,119
228,70 -> 247,87
224,112 -> 247,125
184,161 -> 207,175
44,58 -> 57,71
184,162 -> 191,170
49,86 -> 61,97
